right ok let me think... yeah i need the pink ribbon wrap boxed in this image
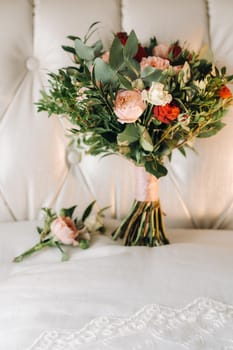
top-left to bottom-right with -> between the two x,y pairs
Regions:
135,167 -> 159,202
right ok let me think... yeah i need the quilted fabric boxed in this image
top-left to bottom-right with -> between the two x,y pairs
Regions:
0,0 -> 233,228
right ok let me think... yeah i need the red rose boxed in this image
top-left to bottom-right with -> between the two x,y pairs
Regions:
168,42 -> 182,59
116,32 -> 128,45
219,85 -> 232,99
116,32 -> 147,62
134,44 -> 147,62
153,103 -> 180,124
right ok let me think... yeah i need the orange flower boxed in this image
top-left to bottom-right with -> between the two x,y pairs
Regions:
219,85 -> 232,99
153,103 -> 180,124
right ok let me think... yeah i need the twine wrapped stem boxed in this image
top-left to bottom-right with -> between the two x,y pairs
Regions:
112,167 -> 169,247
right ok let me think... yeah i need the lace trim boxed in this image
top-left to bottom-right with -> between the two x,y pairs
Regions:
29,297 -> 233,349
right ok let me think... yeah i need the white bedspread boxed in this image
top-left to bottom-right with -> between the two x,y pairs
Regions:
0,220 -> 233,349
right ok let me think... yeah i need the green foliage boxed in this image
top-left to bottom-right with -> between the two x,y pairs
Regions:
117,124 -> 140,145
109,36 -> 124,69
81,200 -> 96,222
141,67 -> 163,84
123,30 -> 138,58
94,58 -> 118,84
13,200 -> 105,263
145,160 -> 168,178
37,23 -> 233,179
59,205 -> 77,218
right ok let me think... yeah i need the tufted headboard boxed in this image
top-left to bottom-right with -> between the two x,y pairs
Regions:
1,0 -> 233,229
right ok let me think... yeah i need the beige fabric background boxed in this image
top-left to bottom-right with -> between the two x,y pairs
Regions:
0,0 -> 233,229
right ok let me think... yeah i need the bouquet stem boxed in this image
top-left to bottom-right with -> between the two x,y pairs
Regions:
112,200 -> 169,246
112,166 -> 169,247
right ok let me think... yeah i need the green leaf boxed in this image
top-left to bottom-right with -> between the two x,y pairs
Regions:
227,74 -> 233,82
61,251 -> 69,262
123,30 -> 138,58
94,58 -> 117,83
92,40 -> 103,56
66,67 -> 80,76
84,21 -> 101,42
75,39 -> 95,61
59,205 -> 77,218
55,241 -> 69,262
97,206 -> 110,217
124,57 -> 140,79
117,124 -> 140,146
82,200 -> 96,222
137,125 -> 153,152
198,121 -> 226,138
109,36 -> 124,69
145,161 -> 168,178
62,45 -> 76,55
67,35 -> 81,41
37,226 -> 43,234
141,67 -> 163,83
178,146 -> 186,157
221,66 -> 226,75
118,73 -> 132,89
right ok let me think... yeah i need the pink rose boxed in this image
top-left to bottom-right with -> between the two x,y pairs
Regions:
114,90 -> 146,123
51,216 -> 78,245
152,44 -> 169,59
140,56 -> 170,71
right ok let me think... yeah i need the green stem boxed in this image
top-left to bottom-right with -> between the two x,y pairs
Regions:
13,240 -> 54,263
54,241 -> 69,262
112,200 -> 169,247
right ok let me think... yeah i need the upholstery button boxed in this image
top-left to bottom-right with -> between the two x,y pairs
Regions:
25,57 -> 39,71
67,150 -> 82,165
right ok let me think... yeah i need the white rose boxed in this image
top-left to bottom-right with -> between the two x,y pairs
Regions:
142,82 -> 172,106
84,214 -> 103,232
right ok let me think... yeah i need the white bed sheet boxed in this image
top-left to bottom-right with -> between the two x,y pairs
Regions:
0,220 -> 233,349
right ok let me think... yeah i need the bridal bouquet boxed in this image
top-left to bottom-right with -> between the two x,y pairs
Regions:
37,23 -> 233,247
13,201 -> 105,262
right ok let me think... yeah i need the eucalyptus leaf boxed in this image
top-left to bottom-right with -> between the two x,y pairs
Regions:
141,66 -> 156,78
140,137 -> 153,152
123,30 -> 138,58
117,124 -> 140,146
137,125 -> 153,152
141,67 -> 163,83
124,57 -> 140,78
92,40 -> 103,56
118,73 -> 132,89
145,161 -> 168,178
94,58 -> 117,83
75,39 -> 95,61
109,36 -> 124,69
